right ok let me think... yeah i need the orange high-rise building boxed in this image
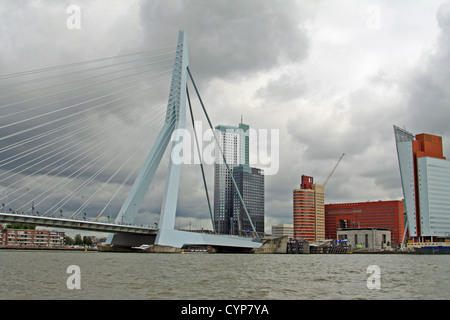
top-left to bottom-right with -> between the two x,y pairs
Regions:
293,175 -> 325,242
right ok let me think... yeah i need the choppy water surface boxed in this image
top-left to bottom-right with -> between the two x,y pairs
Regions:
0,251 -> 449,300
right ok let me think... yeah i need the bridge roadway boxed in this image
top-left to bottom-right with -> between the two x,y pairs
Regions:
0,212 -> 158,235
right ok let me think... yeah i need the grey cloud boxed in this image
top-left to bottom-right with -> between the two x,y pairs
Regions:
437,1 -> 450,32
406,1 -> 450,136
139,0 -> 311,82
255,71 -> 308,103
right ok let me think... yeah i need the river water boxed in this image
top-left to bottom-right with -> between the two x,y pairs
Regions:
0,250 -> 449,300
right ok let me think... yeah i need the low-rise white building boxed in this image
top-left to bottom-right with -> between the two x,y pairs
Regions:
337,227 -> 391,251
271,224 -> 293,239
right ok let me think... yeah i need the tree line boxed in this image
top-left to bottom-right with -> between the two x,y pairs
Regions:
64,234 -> 93,246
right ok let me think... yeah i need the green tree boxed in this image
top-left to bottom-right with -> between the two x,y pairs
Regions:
74,234 -> 83,245
64,235 -> 74,245
6,224 -> 36,230
83,236 -> 93,247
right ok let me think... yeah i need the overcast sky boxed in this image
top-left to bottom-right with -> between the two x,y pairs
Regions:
1,0 -> 450,233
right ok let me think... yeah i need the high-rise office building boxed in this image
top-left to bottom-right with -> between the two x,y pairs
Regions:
394,125 -> 450,240
232,165 -> 264,236
214,123 -> 249,234
293,175 -> 325,242
214,122 -> 264,235
313,184 -> 325,241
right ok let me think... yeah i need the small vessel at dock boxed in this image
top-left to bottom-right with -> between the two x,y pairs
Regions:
414,246 -> 450,254
131,244 -> 151,250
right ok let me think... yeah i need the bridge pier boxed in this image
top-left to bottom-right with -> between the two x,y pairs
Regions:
98,243 -> 181,253
107,233 -> 156,248
100,235 -> 287,253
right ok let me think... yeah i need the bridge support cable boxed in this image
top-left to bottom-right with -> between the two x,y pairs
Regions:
17,107 -> 175,218
43,101 -> 175,219
0,56 -> 175,115
94,163 -> 138,221
186,85 -> 215,232
0,71 -> 173,142
0,91 -> 175,207
0,91 -> 163,168
0,87 -> 177,181
71,112 -> 180,220
106,111 -> 180,225
113,109 -> 180,226
186,67 -> 258,237
0,86 -> 172,163
45,108 -> 179,219
0,48 -> 178,221
0,46 -> 177,138
0,45 -> 177,81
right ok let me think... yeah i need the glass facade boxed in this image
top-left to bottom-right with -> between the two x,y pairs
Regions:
417,157 -> 450,237
213,123 -> 264,235
232,165 -> 264,236
394,125 -> 450,239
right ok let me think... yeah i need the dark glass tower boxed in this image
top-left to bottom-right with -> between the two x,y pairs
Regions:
231,165 -> 265,236
214,122 -> 264,235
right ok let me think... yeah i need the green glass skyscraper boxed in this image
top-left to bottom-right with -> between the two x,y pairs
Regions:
214,122 -> 264,235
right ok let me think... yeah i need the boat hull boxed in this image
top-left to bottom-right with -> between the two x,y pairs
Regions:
414,246 -> 450,254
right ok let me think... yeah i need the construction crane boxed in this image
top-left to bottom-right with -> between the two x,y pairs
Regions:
323,153 -> 345,187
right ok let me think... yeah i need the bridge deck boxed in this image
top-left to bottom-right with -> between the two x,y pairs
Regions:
0,213 -> 158,235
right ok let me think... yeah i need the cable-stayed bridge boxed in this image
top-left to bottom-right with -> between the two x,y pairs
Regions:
0,31 -> 263,251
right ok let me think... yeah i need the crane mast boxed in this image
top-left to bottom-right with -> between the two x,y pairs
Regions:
323,153 -> 345,187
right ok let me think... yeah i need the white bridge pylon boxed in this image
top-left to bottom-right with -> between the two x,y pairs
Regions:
108,30 -> 261,249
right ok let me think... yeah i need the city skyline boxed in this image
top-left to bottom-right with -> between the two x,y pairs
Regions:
1,1 -> 450,233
